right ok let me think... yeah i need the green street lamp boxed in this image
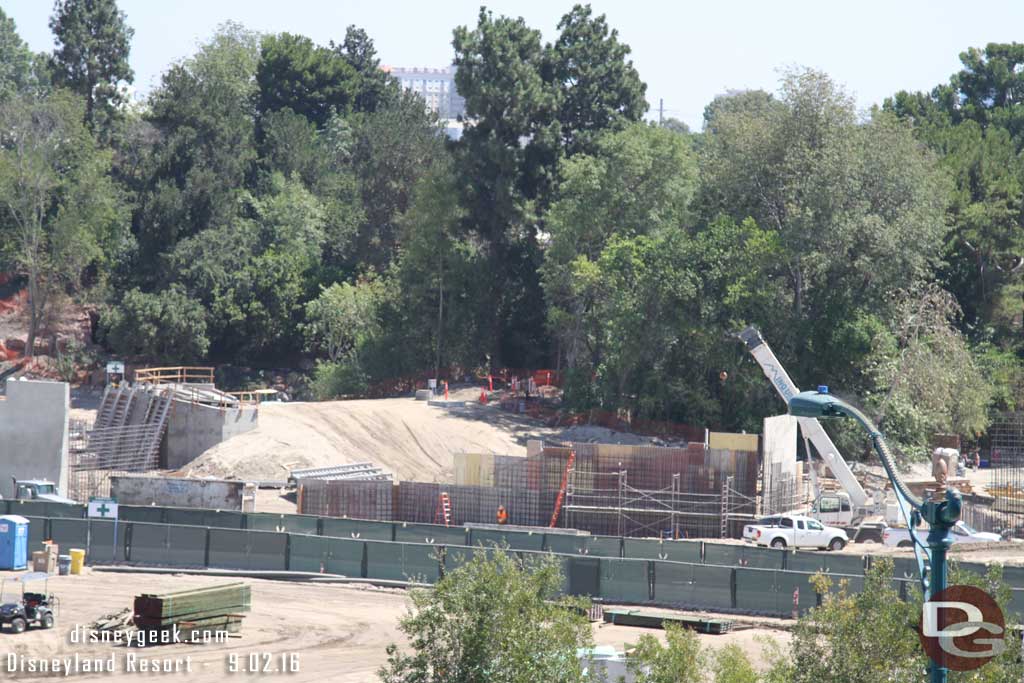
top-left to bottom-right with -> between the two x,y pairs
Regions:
788,386 -> 961,683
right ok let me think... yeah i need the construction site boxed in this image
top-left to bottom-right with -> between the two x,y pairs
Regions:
1,335 -> 1024,681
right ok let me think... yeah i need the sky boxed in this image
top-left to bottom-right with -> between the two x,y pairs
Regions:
4,0 -> 1024,130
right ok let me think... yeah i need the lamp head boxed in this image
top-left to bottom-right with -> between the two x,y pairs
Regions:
788,387 -> 850,419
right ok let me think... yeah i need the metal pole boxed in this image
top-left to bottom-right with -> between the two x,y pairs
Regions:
924,489 -> 960,683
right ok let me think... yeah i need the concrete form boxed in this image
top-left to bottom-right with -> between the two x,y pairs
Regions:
0,378 -> 69,498
111,474 -> 255,511
164,400 -> 258,469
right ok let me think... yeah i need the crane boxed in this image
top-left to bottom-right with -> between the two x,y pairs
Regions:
738,327 -> 894,538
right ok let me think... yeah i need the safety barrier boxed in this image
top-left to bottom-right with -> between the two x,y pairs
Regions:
13,512 -> 1024,620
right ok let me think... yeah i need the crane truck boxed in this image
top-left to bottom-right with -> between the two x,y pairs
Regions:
739,327 -> 897,542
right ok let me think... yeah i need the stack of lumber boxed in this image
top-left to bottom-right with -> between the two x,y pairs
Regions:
133,583 -> 250,639
604,608 -> 732,634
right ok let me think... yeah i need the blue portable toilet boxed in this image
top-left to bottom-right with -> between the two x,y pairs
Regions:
0,515 -> 29,570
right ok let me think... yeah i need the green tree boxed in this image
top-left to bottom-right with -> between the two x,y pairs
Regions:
379,547 -> 592,683
138,23 -> 260,272
48,0 -> 134,134
0,9 -> 36,101
0,90 -> 126,356
101,286 -> 209,362
552,4 -> 647,156
257,32 -> 357,127
335,25 -> 393,114
628,622 -> 705,683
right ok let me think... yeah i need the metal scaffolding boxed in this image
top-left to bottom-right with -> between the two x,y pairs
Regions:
988,412 -> 1024,534
67,419 -> 164,501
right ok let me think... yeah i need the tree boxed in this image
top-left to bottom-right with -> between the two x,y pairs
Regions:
379,547 -> 592,683
335,25 -> 394,114
137,23 -> 260,272
101,286 -> 209,362
48,0 -> 134,133
0,90 -> 126,356
699,68 -> 949,394
257,33 -> 357,127
552,4 -> 647,157
628,622 -> 705,683
0,9 -> 36,101
452,8 -> 559,367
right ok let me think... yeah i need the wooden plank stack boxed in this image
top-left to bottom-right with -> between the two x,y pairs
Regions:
133,583 -> 251,640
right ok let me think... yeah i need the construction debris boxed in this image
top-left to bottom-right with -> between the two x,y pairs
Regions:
133,582 -> 251,641
289,462 -> 392,486
88,607 -> 134,634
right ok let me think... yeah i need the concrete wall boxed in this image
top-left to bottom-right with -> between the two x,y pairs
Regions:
0,379 -> 69,498
164,402 -> 258,469
111,475 -> 249,510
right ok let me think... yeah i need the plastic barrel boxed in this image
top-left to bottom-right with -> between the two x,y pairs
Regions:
57,555 -> 71,576
69,548 -> 85,575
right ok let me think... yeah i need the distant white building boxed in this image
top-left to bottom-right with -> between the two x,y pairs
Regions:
386,65 -> 466,119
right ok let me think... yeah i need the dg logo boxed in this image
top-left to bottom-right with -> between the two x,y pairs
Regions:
918,585 -> 1006,671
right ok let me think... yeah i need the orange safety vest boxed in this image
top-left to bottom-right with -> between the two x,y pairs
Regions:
496,509 -> 508,525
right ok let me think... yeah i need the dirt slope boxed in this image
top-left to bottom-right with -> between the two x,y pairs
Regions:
183,392 -> 559,482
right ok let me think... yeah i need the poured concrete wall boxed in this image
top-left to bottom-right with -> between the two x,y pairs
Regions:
164,401 -> 258,469
111,475 -> 249,510
0,379 -> 69,498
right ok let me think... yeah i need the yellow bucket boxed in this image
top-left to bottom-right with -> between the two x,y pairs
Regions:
68,548 -> 85,575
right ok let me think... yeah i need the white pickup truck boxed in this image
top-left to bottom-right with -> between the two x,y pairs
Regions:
743,514 -> 849,551
882,521 -> 1002,548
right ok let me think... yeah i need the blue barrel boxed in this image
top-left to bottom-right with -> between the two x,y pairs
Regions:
0,515 -> 29,570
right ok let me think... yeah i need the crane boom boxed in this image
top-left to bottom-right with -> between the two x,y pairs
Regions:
738,327 -> 871,509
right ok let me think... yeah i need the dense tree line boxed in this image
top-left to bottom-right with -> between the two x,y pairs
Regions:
0,2 -> 1021,457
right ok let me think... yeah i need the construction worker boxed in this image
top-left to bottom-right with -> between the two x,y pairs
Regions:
496,505 -> 508,525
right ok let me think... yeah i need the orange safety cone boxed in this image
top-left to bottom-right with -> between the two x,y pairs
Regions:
488,374 -> 493,391
444,381 -> 449,401
480,389 -> 488,404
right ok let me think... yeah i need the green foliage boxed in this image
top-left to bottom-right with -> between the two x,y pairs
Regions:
303,278 -> 386,364
711,644 -> 759,683
309,359 -> 367,399
379,547 -> 592,683
101,286 -> 209,363
0,9 -> 36,101
628,623 -> 705,683
257,33 -> 357,127
48,0 -> 134,134
0,89 -> 127,354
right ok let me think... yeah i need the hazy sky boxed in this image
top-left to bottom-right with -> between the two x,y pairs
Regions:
4,0 -> 1023,129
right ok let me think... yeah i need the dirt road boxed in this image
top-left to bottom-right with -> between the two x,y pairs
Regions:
0,569 -> 789,682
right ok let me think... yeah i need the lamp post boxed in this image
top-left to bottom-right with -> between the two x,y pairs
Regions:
788,386 -> 961,683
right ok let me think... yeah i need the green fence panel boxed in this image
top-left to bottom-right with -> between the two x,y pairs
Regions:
703,542 -> 742,567
470,528 -> 546,551
544,534 -> 592,555
567,556 -> 601,597
118,506 -> 165,524
0,500 -> 8,515
741,546 -> 785,569
7,500 -> 51,518
287,534 -> 325,573
773,571 -> 819,615
365,540 -> 410,582
588,536 -> 623,558
599,559 -> 650,603
128,522 -> 169,565
249,531 -> 288,571
1002,565 -> 1024,589
87,520 -> 127,563
48,518 -> 89,552
45,503 -> 85,518
956,561 -> 988,580
785,551 -> 826,574
653,562 -> 734,610
23,516 -> 47,554
403,543 -> 441,583
890,557 -> 922,580
1009,589 -> 1024,621
323,538 -> 365,577
735,568 -> 778,613
623,539 -> 701,563
162,508 -> 208,528
247,513 -> 318,535
394,522 -> 467,547
321,518 -> 394,541
207,528 -> 248,570
443,545 -> 497,574
167,525 -> 207,567
825,554 -> 865,575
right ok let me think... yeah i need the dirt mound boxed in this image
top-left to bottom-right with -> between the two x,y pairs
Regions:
182,398 -> 559,482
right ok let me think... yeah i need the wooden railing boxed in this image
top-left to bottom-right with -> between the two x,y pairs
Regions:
133,366 -> 215,385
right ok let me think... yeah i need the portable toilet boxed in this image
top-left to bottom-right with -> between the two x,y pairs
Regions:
0,515 -> 29,570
